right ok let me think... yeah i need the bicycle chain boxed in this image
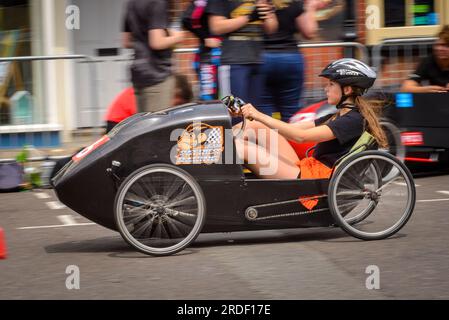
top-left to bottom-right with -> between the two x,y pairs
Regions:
245,194 -> 328,221
245,195 -> 358,221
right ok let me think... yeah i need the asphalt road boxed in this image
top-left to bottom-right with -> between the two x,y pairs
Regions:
1,172 -> 449,300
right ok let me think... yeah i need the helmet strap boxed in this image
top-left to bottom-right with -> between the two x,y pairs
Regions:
336,85 -> 360,109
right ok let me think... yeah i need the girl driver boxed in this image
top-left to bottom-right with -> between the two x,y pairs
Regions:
234,58 -> 388,180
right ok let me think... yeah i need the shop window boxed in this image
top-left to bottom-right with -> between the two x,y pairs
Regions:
384,0 -> 437,27
0,0 -> 32,125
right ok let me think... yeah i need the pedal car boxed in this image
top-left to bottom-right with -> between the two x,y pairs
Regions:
52,97 -> 416,256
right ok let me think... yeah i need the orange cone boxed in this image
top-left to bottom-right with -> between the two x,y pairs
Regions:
0,228 -> 7,259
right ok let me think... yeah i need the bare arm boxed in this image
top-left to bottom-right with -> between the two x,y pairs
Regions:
122,32 -> 132,49
291,120 -> 316,130
296,1 -> 319,39
208,15 -> 250,35
148,29 -> 184,51
296,10 -> 318,39
258,113 -> 334,143
401,80 -> 448,93
263,15 -> 278,34
240,104 -> 334,143
257,1 -> 278,35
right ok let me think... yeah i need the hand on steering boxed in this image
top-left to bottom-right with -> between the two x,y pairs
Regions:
241,104 -> 260,121
228,107 -> 242,118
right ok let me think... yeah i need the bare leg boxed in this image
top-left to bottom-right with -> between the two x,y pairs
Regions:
234,120 -> 300,163
235,137 -> 300,179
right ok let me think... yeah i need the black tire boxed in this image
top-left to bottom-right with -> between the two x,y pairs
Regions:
380,120 -> 405,161
380,121 -> 405,182
328,151 -> 415,240
114,164 -> 206,256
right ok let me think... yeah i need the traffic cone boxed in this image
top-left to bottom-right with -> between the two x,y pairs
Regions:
0,228 -> 7,259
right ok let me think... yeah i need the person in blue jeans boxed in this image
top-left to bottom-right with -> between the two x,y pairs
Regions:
182,0 -> 223,101
260,0 -> 320,122
207,0 -> 278,114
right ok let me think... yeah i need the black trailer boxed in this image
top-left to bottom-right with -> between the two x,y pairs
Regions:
391,93 -> 449,165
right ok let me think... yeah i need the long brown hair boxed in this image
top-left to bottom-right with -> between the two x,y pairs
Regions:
327,87 -> 388,148
352,87 -> 388,148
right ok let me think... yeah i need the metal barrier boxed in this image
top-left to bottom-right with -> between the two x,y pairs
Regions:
372,37 -> 437,89
0,54 -> 100,152
0,55 -> 99,123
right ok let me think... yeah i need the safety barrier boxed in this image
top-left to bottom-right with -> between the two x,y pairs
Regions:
0,54 -> 100,149
372,37 -> 437,89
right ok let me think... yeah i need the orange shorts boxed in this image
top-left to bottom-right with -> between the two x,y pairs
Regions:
296,157 -> 333,211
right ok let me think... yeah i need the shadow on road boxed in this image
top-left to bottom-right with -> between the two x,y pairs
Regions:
42,226 -> 385,258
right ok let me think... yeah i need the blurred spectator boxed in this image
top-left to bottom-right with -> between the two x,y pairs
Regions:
182,0 -> 222,101
122,0 -> 185,112
104,74 -> 194,134
401,25 -> 449,93
260,0 -> 320,122
173,74 -> 194,106
207,0 -> 278,109
104,87 -> 136,133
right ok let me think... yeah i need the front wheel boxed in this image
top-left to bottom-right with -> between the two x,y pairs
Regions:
114,164 -> 206,256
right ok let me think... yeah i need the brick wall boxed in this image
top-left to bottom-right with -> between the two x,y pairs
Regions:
356,0 -> 367,44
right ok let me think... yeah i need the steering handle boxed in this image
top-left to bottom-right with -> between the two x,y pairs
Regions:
222,96 -> 253,121
222,95 -> 252,138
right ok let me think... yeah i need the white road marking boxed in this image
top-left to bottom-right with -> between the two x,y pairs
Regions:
437,191 -> 449,196
17,223 -> 96,230
417,198 -> 449,203
34,192 -> 50,199
46,201 -> 66,210
393,182 -> 420,187
58,215 -> 77,225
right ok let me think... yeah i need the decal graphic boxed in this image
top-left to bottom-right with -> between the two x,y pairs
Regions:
72,135 -> 110,162
176,123 -> 224,165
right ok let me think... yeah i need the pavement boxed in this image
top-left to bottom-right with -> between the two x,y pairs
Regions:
1,171 -> 449,299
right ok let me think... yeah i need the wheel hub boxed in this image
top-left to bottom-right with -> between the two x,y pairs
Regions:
368,191 -> 380,201
155,206 -> 166,215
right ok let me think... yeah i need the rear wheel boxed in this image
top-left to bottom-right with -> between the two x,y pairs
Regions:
329,151 -> 415,240
114,164 -> 206,256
